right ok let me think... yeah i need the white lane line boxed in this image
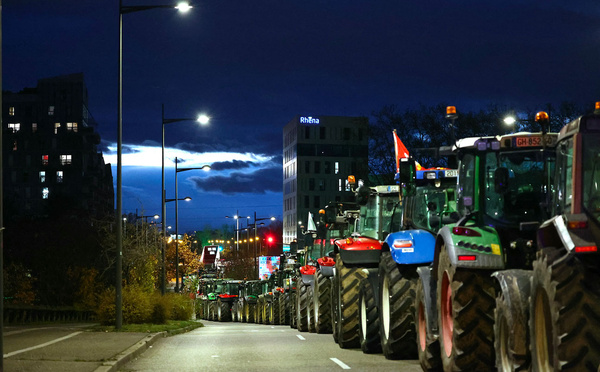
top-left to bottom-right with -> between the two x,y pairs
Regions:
4,331 -> 83,358
330,357 -> 351,369
296,334 -> 306,341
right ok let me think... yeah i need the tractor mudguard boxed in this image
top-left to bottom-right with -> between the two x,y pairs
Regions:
491,269 -> 532,317
416,266 -> 438,335
438,225 -> 505,270
386,230 -> 436,265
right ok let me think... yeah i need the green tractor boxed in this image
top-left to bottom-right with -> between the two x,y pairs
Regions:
416,107 -> 557,371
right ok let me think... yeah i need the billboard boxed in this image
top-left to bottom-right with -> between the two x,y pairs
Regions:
258,256 -> 280,280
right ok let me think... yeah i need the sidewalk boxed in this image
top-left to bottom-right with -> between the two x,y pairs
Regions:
3,323 -> 199,372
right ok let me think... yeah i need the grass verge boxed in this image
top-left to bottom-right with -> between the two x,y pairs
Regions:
90,320 -> 204,333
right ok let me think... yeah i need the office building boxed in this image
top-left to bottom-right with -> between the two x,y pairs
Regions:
2,73 -> 113,222
282,115 -> 369,245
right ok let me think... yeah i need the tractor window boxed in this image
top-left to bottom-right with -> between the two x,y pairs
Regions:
457,154 -> 476,217
484,150 -> 548,224
555,139 -> 574,215
582,134 -> 600,221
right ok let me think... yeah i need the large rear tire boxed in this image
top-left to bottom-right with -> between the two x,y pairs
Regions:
530,247 -> 600,372
494,288 -> 529,371
217,298 -> 231,322
280,292 -> 290,325
314,271 -> 332,334
290,290 -> 297,329
246,303 -> 255,323
437,244 -> 496,371
332,274 -> 340,343
297,284 -> 309,332
263,299 -> 271,325
271,296 -> 280,325
379,251 -> 417,359
256,297 -> 264,324
335,254 -> 367,348
415,276 -> 442,371
307,285 -> 316,333
358,278 -> 381,353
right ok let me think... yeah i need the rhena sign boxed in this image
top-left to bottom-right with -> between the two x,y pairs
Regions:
300,116 -> 320,124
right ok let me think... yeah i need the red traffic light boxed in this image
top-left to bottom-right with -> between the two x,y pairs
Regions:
267,236 -> 274,244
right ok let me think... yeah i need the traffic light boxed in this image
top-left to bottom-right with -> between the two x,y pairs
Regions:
267,235 -> 274,245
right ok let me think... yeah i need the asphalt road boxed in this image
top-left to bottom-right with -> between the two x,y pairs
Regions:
120,320 -> 422,372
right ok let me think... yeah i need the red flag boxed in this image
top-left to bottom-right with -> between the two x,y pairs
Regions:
393,130 -> 409,173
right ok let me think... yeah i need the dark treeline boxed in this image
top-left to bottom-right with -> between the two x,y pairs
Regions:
368,101 -> 594,185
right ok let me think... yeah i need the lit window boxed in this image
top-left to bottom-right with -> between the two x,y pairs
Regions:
48,106 -> 55,116
9,107 -> 15,116
335,162 -> 339,174
40,171 -> 46,183
8,123 -> 20,132
56,171 -> 64,183
13,140 -> 17,151
42,187 -> 49,199
42,155 -> 49,166
60,155 -> 72,165
66,122 -> 78,132
54,123 -> 61,134
32,123 -> 38,133
339,179 -> 342,191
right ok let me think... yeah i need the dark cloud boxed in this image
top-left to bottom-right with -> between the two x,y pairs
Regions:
210,160 -> 254,171
190,167 -> 282,195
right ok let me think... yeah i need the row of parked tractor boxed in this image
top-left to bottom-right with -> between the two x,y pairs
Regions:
198,103 -> 600,372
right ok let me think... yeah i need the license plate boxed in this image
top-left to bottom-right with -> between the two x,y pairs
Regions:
515,136 -> 541,147
445,170 -> 458,177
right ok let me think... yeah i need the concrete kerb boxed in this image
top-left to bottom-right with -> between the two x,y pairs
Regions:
94,332 -> 166,372
93,323 -> 203,372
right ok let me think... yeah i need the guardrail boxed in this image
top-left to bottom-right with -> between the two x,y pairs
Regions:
3,305 -> 96,324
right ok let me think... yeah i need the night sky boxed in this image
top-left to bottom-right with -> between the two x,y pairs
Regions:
3,0 -> 599,232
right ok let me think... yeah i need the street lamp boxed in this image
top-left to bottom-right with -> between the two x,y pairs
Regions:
174,157 -> 210,291
161,104 -> 209,295
165,196 -> 191,292
225,213 -> 250,253
252,213 -> 276,278
117,0 -> 193,330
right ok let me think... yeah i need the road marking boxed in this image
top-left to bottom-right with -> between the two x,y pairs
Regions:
4,331 -> 83,358
296,334 -> 306,341
330,357 -> 351,369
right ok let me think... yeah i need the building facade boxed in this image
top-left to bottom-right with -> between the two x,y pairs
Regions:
2,73 -> 113,222
282,115 -> 369,245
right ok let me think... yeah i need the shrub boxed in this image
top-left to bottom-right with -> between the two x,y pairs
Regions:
122,285 -> 151,324
166,293 -> 194,321
149,293 -> 168,324
96,287 -> 116,325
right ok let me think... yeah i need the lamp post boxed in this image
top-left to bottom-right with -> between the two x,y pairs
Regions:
225,213 -> 250,253
174,157 -> 210,291
253,213 -> 276,278
117,0 -> 192,330
165,196 -> 191,292
161,105 -> 209,295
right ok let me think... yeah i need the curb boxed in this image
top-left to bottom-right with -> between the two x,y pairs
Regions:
93,332 -> 166,372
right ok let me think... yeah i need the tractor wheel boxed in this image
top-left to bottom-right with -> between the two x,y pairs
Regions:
209,302 -> 216,321
217,298 -> 231,322
530,247 -> 600,372
272,296 -> 280,325
437,244 -> 496,371
314,271 -> 332,334
290,290 -> 297,329
495,287 -> 529,371
297,284 -> 309,332
256,298 -> 263,324
263,300 -> 271,325
335,253 -> 367,348
231,302 -> 238,322
280,293 -> 290,325
332,273 -> 339,343
415,276 -> 441,371
379,251 -> 417,359
246,303 -> 255,323
307,285 -> 316,333
358,278 -> 381,353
